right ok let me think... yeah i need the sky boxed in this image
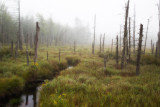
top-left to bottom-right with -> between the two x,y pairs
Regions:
4,0 -> 160,45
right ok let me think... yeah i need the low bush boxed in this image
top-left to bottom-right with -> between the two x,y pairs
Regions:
141,55 -> 160,66
0,76 -> 24,98
0,48 -> 11,58
66,56 -> 80,66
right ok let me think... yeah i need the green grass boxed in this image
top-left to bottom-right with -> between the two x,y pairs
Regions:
39,50 -> 160,107
0,45 -> 160,106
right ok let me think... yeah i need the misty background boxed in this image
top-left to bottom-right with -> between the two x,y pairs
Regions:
1,0 -> 160,46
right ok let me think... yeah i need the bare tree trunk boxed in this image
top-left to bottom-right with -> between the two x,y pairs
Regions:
104,55 -> 107,72
30,33 -> 33,49
47,51 -> 48,60
100,34 -> 102,53
156,42 -> 158,57
128,17 -> 131,63
120,25 -> 122,53
133,4 -> 136,54
59,48 -> 61,63
92,15 -> 96,55
151,39 -> 152,53
18,0 -> 23,50
111,39 -> 113,53
116,35 -> 119,67
136,24 -> 143,76
26,34 -> 29,66
15,41 -> 18,59
158,32 -> 160,56
11,41 -> 14,57
121,0 -> 130,69
74,40 -> 76,53
102,34 -> 105,53
152,43 -> 154,54
34,22 -> 40,63
144,19 -> 150,54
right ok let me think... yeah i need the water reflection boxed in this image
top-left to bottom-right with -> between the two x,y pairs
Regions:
19,85 -> 41,107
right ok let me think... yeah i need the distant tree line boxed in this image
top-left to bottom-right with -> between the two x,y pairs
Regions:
0,4 -> 91,47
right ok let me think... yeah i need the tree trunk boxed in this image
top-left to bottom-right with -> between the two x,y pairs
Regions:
100,34 -> 102,53
111,39 -> 113,53
144,19 -> 150,54
26,34 -> 29,66
47,51 -> 48,60
136,24 -> 143,76
11,41 -> 14,57
121,0 -> 130,69
102,34 -> 105,53
92,15 -> 96,55
104,55 -> 107,72
128,17 -> 131,63
74,40 -> 76,53
59,48 -> 61,63
34,22 -> 40,63
116,35 -> 119,67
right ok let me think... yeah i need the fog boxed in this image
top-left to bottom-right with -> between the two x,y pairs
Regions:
4,0 -> 159,45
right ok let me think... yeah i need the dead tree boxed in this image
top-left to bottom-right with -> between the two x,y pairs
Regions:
104,55 -> 107,71
47,51 -> 48,60
144,19 -> 150,54
11,41 -> 14,57
158,0 -> 160,56
116,35 -> 119,67
92,15 -> 96,55
133,4 -> 136,54
34,22 -> 40,63
128,17 -> 131,63
74,40 -> 76,53
121,0 -> 130,69
100,34 -> 102,53
18,0 -> 23,50
156,42 -> 158,57
111,39 -> 113,53
102,34 -> 105,53
158,33 -> 160,56
152,43 -> 154,54
30,33 -> 33,49
120,25 -> 122,53
136,24 -> 143,76
15,41 -> 18,59
151,39 -> 153,53
26,34 -> 29,66
59,48 -> 61,63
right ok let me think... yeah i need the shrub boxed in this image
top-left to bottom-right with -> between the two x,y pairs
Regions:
0,76 -> 24,98
0,48 -> 11,58
105,68 -> 120,76
58,61 -> 68,71
66,56 -> 80,66
38,62 -> 53,79
141,55 -> 160,66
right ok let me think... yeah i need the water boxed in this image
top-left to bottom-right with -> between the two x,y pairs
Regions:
0,66 -> 73,107
0,84 -> 42,107
18,85 -> 42,107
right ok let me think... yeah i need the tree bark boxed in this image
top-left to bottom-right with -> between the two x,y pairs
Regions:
136,24 -> 143,76
116,35 -> 119,67
121,0 -> 130,69
34,22 -> 40,63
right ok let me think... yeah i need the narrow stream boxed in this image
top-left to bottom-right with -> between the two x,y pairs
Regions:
0,66 -> 73,107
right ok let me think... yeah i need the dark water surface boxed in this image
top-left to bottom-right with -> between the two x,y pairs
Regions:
0,84 -> 42,107
0,66 -> 73,107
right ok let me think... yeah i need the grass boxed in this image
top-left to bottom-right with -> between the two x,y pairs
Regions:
39,50 -> 160,107
0,46 -> 80,98
0,45 -> 160,106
